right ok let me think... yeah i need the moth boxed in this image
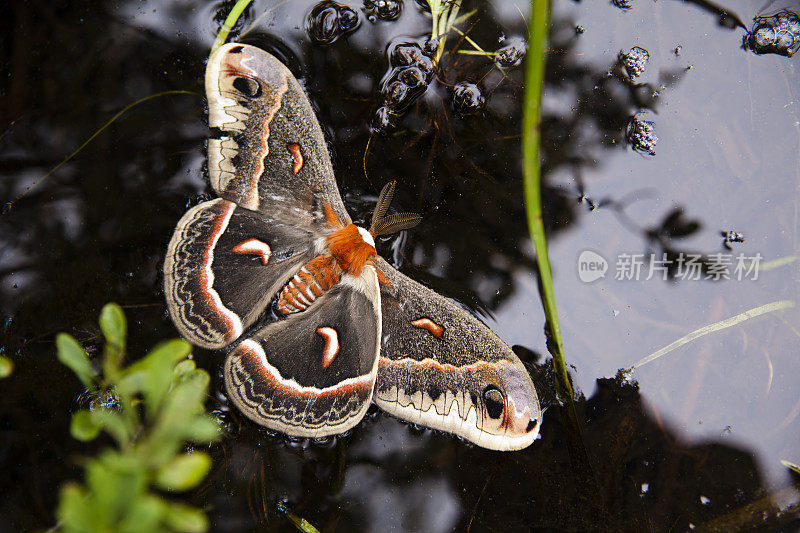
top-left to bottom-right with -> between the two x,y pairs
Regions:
163,43 -> 542,451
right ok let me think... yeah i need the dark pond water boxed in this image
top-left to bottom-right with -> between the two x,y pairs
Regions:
2,0 -> 800,531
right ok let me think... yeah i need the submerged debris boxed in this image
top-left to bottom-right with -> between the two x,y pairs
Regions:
722,230 -> 745,250
743,10 -> 800,57
452,81 -> 485,115
626,115 -> 658,155
307,1 -> 360,45
619,46 -> 650,79
364,0 -> 403,21
611,0 -> 632,10
372,105 -> 393,131
495,37 -> 527,67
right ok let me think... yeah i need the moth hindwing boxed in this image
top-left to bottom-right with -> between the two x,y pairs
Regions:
163,43 -> 542,450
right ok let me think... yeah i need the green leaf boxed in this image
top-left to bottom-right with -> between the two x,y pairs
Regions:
156,371 -> 210,428
115,368 -> 148,397
127,339 -> 192,417
185,416 -> 222,444
56,333 -> 98,389
173,359 -> 196,377
155,452 -> 212,492
71,410 -> 101,441
146,371 -> 213,466
100,303 -> 127,368
90,408 -> 134,446
163,503 -> 209,533
57,483 -> 95,532
0,355 -> 13,378
86,452 -> 148,524
119,494 -> 167,533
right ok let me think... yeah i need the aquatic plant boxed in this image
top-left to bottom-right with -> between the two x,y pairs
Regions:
54,304 -> 220,533
424,0 -> 464,63
211,0 -> 253,54
522,0 -> 574,401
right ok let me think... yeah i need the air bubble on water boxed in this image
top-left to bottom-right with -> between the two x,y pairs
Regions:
755,27 -> 776,48
306,1 -> 360,45
423,37 -> 438,56
399,66 -> 425,88
339,8 -> 359,30
373,0 -> 402,21
377,38 -> 436,120
386,81 -> 408,105
371,106 -> 393,133
744,10 -> 800,57
495,37 -> 527,67
311,435 -> 336,448
626,115 -> 658,155
452,81 -> 485,115
284,435 -> 310,450
391,43 -> 433,72
619,46 -> 650,79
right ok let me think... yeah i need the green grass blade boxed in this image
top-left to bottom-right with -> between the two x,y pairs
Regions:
2,90 -> 197,216
210,0 -> 253,55
522,0 -> 574,400
631,300 -> 795,370
521,11 -> 603,504
782,460 -> 800,475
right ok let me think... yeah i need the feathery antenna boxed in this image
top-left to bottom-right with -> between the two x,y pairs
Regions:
369,181 -> 422,236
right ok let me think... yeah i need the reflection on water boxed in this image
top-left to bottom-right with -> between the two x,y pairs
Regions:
1,0 -> 799,530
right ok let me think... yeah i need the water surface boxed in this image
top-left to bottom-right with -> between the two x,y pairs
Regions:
1,0 -> 799,531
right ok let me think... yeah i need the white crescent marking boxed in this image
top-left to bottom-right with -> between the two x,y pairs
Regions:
317,327 -> 340,368
232,238 -> 272,265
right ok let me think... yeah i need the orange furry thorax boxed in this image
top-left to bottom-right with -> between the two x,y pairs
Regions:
327,224 -> 376,276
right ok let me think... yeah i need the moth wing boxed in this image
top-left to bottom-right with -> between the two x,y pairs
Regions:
224,266 -> 382,437
373,257 -> 543,451
163,198 -> 319,349
206,42 -> 349,222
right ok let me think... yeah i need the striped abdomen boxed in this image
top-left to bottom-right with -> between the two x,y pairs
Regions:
276,255 -> 342,315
